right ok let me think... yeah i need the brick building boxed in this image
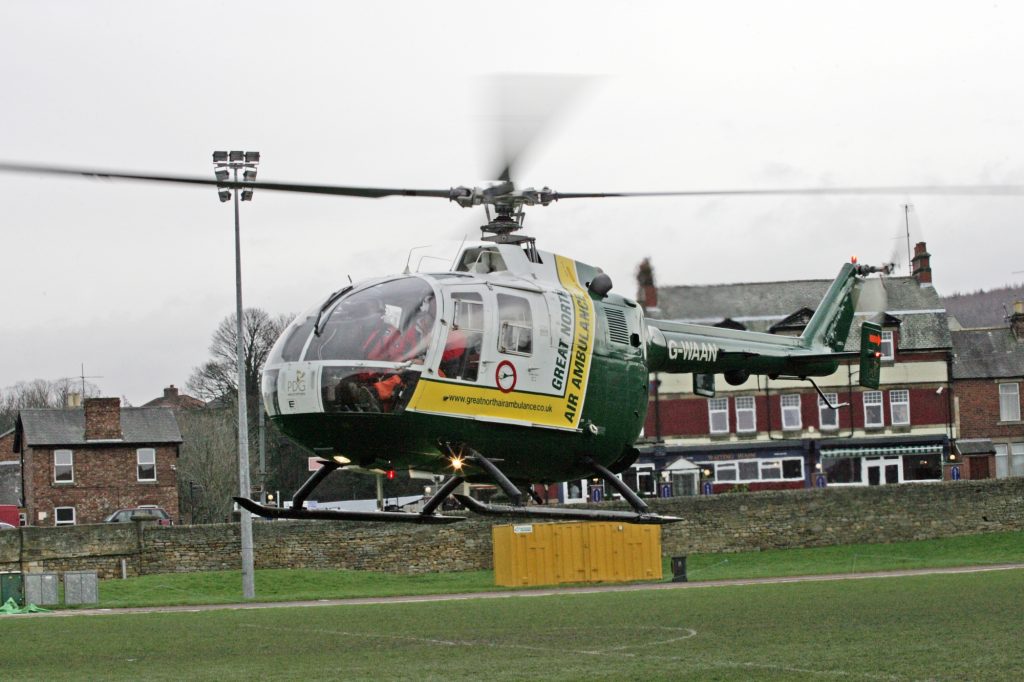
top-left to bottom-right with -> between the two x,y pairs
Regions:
12,398 -> 183,526
143,384 -> 205,411
950,302 -> 1024,478
629,243 -> 954,496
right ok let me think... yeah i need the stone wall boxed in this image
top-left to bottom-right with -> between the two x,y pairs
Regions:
1,478 -> 1021,578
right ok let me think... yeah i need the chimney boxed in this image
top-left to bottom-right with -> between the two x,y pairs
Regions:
1012,301 -> 1024,342
911,241 -> 933,285
163,385 -> 179,400
635,257 -> 659,314
84,398 -> 122,441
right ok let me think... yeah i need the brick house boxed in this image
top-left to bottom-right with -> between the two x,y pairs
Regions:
12,398 -> 183,526
143,384 -> 205,411
625,242 -> 954,497
950,302 -> 1024,479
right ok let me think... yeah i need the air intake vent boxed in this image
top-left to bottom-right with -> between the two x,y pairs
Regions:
605,307 -> 630,345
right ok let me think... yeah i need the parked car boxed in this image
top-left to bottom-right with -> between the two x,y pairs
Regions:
0,522 -> 16,530
104,507 -> 173,526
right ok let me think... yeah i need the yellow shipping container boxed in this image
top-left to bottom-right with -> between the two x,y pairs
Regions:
492,521 -> 662,587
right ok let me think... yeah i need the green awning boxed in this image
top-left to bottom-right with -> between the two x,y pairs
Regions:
820,444 -> 943,459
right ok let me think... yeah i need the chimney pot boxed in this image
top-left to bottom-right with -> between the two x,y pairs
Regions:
911,241 -> 933,285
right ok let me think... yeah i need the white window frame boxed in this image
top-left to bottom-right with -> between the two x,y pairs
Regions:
999,383 -> 1021,422
863,391 -> 884,428
781,394 -> 802,430
713,457 -> 804,483
137,448 -> 157,482
1012,442 -> 1024,478
54,449 -> 74,483
995,443 -> 1009,478
54,506 -> 76,526
708,398 -> 729,434
890,389 -> 911,426
735,396 -> 756,433
561,479 -> 588,504
818,393 -> 839,431
880,330 -> 895,361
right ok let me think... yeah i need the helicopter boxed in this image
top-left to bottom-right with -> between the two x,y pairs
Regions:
0,152 -> 1010,525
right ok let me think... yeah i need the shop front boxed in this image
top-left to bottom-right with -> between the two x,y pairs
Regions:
817,437 -> 948,486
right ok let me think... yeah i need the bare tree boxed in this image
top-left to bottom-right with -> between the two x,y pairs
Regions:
187,308 -> 291,403
175,407 -> 239,524
0,378 -> 102,432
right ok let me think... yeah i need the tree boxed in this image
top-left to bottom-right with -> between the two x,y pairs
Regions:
0,378 -> 102,432
175,407 -> 240,524
186,308 -> 292,404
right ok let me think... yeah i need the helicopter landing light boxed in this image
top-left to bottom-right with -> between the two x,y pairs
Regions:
449,455 -> 465,471
332,455 -> 352,465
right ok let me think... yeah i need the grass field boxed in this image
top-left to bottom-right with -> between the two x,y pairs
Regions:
3,569 -> 1023,680
78,530 -> 1024,609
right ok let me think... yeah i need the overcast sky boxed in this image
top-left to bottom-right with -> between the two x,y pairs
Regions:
2,1 -> 1022,405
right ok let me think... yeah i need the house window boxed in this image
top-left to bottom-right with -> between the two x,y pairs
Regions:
708,398 -> 729,434
880,331 -> 895,361
715,462 -> 737,482
818,393 -> 839,431
1012,443 -> 1024,477
54,449 -> 74,483
735,396 -> 756,433
863,391 -> 884,428
781,394 -> 802,430
137,448 -> 156,482
54,507 -> 76,526
995,443 -> 1008,478
890,389 -> 910,426
999,383 -> 1021,422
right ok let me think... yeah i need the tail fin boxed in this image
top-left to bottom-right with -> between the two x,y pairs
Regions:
800,263 -> 860,352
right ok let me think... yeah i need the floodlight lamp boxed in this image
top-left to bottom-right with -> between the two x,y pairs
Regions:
215,169 -> 230,182
229,150 -> 244,162
241,189 -> 254,201
218,189 -> 232,202
332,455 -> 351,465
212,151 -> 228,163
243,170 -> 257,182
244,151 -> 260,164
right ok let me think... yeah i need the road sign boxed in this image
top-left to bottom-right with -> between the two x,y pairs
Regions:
815,473 -> 828,488
951,465 -> 961,481
590,487 -> 604,503
702,481 -> 713,496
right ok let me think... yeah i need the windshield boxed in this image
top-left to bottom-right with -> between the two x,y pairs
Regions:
304,277 -> 437,364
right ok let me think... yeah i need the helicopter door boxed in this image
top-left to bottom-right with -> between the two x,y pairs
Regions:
438,290 -> 486,382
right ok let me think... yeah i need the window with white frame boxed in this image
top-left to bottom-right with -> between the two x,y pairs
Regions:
54,507 -> 76,526
818,393 -> 839,431
863,391 -> 884,428
999,383 -> 1020,422
735,396 -> 756,433
995,443 -> 1008,478
890,389 -> 910,426
880,330 -> 895,361
708,398 -> 729,434
1012,443 -> 1024,477
54,449 -> 74,483
781,394 -> 802,430
713,457 -> 804,483
137,448 -> 156,482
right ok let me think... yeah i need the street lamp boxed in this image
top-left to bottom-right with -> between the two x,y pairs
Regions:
213,149 -> 260,599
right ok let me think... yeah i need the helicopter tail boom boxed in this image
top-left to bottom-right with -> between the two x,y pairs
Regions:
645,261 -> 886,383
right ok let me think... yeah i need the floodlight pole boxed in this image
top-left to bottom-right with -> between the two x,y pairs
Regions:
214,150 -> 259,600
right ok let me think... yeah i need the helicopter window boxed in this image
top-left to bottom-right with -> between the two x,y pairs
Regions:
497,293 -> 532,356
304,277 -> 436,364
456,247 -> 507,274
440,293 -> 484,381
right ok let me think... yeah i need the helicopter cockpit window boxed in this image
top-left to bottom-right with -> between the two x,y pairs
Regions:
439,292 -> 484,381
455,247 -> 507,274
304,277 -> 436,364
497,293 -> 532,356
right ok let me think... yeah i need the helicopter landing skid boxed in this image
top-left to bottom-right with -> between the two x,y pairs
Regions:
452,494 -> 680,525
233,496 -> 465,524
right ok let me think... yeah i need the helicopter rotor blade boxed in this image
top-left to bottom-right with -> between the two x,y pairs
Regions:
551,185 -> 1024,200
0,161 -> 454,199
489,74 -> 595,185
